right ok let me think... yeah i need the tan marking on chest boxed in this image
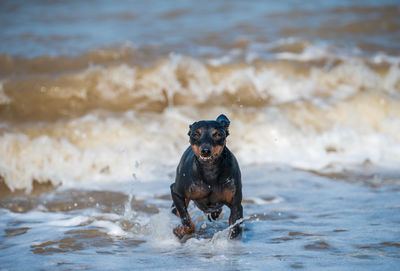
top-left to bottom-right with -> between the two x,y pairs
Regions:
222,188 -> 235,203
221,178 -> 236,203
186,183 -> 210,200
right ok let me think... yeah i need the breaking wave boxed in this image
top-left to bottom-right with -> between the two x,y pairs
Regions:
1,47 -> 400,192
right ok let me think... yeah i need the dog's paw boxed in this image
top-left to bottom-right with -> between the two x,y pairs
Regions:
228,227 -> 242,240
207,208 -> 222,221
173,225 -> 194,239
171,207 -> 180,217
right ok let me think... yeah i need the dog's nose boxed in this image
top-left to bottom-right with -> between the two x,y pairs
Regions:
200,147 -> 212,157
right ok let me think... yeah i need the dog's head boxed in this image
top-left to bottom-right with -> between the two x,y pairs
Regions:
188,114 -> 230,165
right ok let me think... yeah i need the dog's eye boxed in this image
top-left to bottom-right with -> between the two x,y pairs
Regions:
212,130 -> 223,139
192,132 -> 200,139
191,129 -> 202,140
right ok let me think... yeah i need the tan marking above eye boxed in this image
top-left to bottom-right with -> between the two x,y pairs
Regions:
196,129 -> 202,135
212,129 -> 218,136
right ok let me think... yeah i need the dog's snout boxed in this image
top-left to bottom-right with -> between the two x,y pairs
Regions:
200,146 -> 212,157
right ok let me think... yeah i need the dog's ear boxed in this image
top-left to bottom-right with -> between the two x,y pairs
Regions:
188,123 -> 194,136
216,114 -> 230,136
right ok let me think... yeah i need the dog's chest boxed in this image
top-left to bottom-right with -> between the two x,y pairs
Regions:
187,177 -> 236,205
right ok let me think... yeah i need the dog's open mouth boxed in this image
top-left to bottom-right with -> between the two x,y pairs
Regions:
199,155 -> 213,162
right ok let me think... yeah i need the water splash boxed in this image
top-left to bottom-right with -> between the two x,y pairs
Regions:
123,164 -> 140,220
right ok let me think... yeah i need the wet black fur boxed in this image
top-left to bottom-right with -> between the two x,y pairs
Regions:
170,114 -> 243,239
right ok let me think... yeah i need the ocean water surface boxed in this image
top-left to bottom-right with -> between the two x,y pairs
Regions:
1,0 -> 400,270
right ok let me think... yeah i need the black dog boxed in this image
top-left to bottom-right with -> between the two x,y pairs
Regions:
170,114 -> 243,239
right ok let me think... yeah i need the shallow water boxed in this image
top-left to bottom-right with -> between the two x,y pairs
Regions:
1,1 -> 400,270
1,166 -> 399,270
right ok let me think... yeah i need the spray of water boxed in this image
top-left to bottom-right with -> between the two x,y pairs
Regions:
123,161 -> 140,219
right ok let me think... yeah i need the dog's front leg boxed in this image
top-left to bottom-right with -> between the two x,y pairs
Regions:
170,184 -> 195,238
229,203 -> 243,239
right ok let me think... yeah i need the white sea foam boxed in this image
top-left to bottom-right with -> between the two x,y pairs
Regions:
1,54 -> 400,192
372,52 -> 400,65
91,220 -> 131,237
0,81 -> 12,105
1,98 -> 400,192
47,215 -> 89,227
247,197 -> 283,205
53,53 -> 398,108
276,43 -> 333,61
148,209 -> 181,248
